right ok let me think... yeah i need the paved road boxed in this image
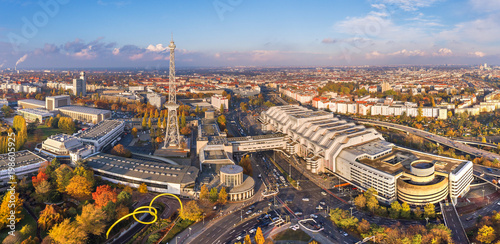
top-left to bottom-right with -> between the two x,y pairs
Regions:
356,119 -> 500,160
441,202 -> 469,244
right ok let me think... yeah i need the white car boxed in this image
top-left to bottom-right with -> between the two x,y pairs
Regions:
497,202 -> 500,206
236,235 -> 242,240
320,202 -> 326,205
310,214 -> 318,219
321,192 -> 327,196
302,198 -> 310,201
249,228 -> 256,234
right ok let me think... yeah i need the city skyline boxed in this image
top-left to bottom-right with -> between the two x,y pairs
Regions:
1,0 -> 499,68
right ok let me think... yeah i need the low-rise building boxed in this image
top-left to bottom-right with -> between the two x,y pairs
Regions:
17,108 -> 54,123
0,150 -> 48,185
83,153 -> 199,196
220,164 -> 255,201
74,120 -> 125,151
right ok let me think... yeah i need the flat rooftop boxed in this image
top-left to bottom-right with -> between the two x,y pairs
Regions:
58,105 -> 111,115
344,142 -> 467,176
18,108 -> 53,116
86,153 -> 199,185
226,133 -> 286,142
201,124 -> 219,137
18,99 -> 46,107
0,150 -> 47,171
77,120 -> 124,140
204,149 -> 227,160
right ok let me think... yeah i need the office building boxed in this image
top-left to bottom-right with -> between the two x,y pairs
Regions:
19,95 -> 111,124
147,92 -> 166,109
73,71 -> 87,97
260,105 -> 473,205
211,94 -> 229,110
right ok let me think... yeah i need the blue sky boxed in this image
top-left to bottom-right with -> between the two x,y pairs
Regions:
0,0 -> 499,68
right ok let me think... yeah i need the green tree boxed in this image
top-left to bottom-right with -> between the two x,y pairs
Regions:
364,188 -> 379,213
423,203 -> 435,218
354,194 -> 366,209
329,208 -> 358,229
389,201 -> 402,219
401,202 -> 411,219
209,188 -> 218,202
180,113 -> 186,128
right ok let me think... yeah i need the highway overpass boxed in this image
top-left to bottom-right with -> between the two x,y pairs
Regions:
356,119 -> 500,161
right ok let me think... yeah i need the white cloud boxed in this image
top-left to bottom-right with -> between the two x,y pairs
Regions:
469,0 -> 500,12
469,51 -> 486,57
72,46 -> 96,59
129,53 -> 143,60
439,15 -> 500,44
146,44 -> 168,52
433,48 -> 452,56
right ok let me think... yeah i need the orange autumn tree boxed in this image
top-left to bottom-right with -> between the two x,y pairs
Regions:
32,171 -> 48,188
92,185 -> 118,208
38,205 -> 64,231
66,175 -> 92,201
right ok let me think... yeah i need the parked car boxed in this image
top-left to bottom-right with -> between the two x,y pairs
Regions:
302,198 -> 310,201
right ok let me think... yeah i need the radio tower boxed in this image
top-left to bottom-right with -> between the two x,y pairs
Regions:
163,36 -> 181,148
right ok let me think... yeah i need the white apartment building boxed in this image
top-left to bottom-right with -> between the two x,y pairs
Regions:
211,94 -> 229,110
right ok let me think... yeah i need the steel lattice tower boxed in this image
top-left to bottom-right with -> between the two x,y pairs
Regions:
163,37 -> 181,148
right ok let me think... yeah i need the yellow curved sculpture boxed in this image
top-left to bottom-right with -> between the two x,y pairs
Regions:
106,193 -> 184,239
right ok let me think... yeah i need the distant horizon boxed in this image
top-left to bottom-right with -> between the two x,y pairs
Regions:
1,63 -> 492,72
1,0 -> 499,68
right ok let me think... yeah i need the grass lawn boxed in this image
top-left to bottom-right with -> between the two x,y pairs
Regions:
28,125 -> 68,141
0,208 -> 37,241
161,219 -> 194,243
274,228 -> 312,242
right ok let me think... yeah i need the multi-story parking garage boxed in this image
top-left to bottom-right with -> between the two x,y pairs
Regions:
261,105 -> 473,205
